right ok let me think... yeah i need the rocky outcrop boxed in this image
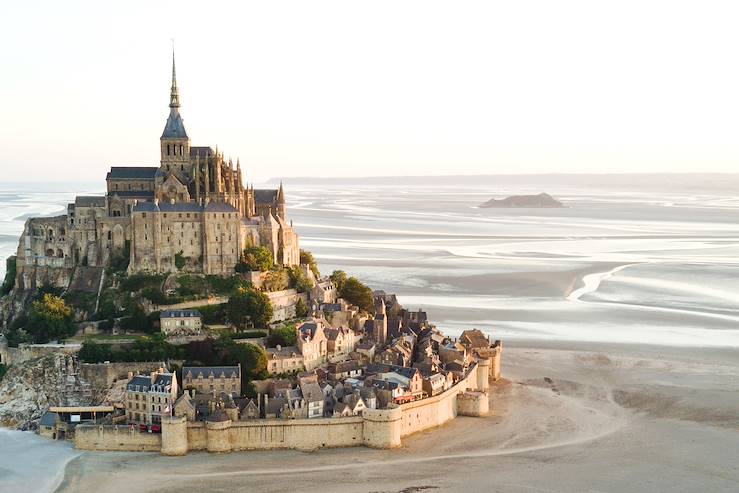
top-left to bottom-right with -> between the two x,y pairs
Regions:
0,353 -> 93,430
479,193 -> 564,208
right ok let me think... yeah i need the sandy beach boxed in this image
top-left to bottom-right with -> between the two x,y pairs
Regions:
55,342 -> 739,493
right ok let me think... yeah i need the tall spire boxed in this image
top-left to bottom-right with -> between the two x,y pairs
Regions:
170,46 -> 180,109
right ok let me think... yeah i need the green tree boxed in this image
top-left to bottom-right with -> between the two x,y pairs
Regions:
1,256 -> 17,296
227,287 -> 273,329
235,246 -> 274,272
294,297 -> 309,318
330,270 -> 348,292
300,250 -> 320,278
288,266 -> 313,293
266,323 -> 297,347
339,276 -> 374,313
26,293 -> 77,343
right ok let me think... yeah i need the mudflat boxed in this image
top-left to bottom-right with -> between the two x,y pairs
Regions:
56,342 -> 739,493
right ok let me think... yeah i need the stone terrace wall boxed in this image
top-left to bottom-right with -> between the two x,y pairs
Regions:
75,425 -> 161,452
79,361 -> 166,390
1,343 -> 80,366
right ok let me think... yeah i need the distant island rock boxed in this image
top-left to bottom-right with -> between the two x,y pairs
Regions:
478,193 -> 565,208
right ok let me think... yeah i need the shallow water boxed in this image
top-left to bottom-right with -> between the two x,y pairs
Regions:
1,175 -> 738,348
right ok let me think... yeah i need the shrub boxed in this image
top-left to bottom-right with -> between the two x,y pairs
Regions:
263,268 -> 290,292
108,240 -> 130,274
295,298 -> 309,318
330,270 -> 348,292
174,250 -> 186,271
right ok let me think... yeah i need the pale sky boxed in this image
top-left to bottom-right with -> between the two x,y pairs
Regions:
0,1 -> 737,183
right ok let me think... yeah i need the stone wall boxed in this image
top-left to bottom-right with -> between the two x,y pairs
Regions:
79,361 -> 166,391
75,424 -> 162,451
0,343 -> 80,366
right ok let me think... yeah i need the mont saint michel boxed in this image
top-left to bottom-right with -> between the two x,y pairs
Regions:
2,3 -> 739,492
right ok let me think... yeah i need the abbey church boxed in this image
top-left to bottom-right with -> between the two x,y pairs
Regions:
14,54 -> 299,290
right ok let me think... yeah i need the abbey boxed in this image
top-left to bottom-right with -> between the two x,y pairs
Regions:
14,54 -> 299,290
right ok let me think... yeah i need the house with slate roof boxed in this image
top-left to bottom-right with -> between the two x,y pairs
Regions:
182,365 -> 241,397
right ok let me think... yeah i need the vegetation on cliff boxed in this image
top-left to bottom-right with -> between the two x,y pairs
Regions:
265,323 -> 298,348
226,287 -> 273,329
5,293 -> 77,345
1,256 -> 16,296
331,270 -> 374,312
300,249 -> 320,278
235,245 -> 274,272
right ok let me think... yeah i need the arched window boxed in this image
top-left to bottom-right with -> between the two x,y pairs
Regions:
167,144 -> 170,155
108,231 -> 112,240
179,144 -> 183,155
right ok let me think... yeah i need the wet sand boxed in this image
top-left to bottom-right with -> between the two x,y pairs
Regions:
56,342 -> 739,493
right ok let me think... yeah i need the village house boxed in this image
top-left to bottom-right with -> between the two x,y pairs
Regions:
299,373 -> 325,419
125,368 -> 178,426
311,279 -> 337,304
265,345 -> 304,374
239,398 -> 260,420
325,326 -> 359,360
296,320 -> 328,370
326,360 -> 362,381
159,309 -> 202,335
173,391 -> 196,421
181,365 -> 241,397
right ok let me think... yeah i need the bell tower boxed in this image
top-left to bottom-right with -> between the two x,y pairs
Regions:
160,49 -> 191,181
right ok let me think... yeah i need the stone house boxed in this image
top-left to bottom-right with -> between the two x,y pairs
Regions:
311,279 -> 337,304
182,365 -> 241,397
325,326 -> 359,360
299,373 -> 324,419
296,321 -> 327,370
326,360 -> 362,382
159,309 -> 202,335
239,398 -> 259,420
125,368 -> 178,425
173,391 -> 196,421
265,345 -> 304,375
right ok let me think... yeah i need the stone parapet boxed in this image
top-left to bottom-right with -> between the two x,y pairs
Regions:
205,418 -> 232,453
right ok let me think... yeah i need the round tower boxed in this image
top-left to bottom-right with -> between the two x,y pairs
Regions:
362,405 -> 402,449
476,357 -> 491,392
160,415 -> 188,456
205,411 -> 232,453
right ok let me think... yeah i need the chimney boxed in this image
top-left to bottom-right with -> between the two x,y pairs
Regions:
127,371 -> 133,380
150,372 -> 156,384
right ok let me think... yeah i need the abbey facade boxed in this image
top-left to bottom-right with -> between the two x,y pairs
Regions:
14,54 -> 299,291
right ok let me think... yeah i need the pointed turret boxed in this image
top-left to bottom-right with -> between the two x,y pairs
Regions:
277,181 -> 286,220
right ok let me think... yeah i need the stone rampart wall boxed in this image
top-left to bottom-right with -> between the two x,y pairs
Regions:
72,355 -> 496,455
1,343 -> 80,366
75,424 -> 161,451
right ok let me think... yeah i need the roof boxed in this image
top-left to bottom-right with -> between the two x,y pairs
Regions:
204,202 -> 239,213
254,189 -> 278,204
190,146 -> 213,158
183,366 -> 241,380
161,309 -> 202,318
39,411 -> 58,427
365,363 -> 419,380
328,360 -> 360,374
108,190 -> 155,199
161,108 -> 188,139
300,381 -> 323,404
459,329 -> 490,349
207,410 -> 230,422
266,345 -> 301,359
127,373 -> 174,392
74,196 -> 106,208
132,201 -> 205,213
106,166 -> 159,180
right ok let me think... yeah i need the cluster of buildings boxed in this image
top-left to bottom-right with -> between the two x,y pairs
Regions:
111,287 -> 501,428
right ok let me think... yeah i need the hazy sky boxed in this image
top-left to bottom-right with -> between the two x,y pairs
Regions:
1,1 -> 737,183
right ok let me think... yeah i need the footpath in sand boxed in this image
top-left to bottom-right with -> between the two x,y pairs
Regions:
55,343 -> 739,493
